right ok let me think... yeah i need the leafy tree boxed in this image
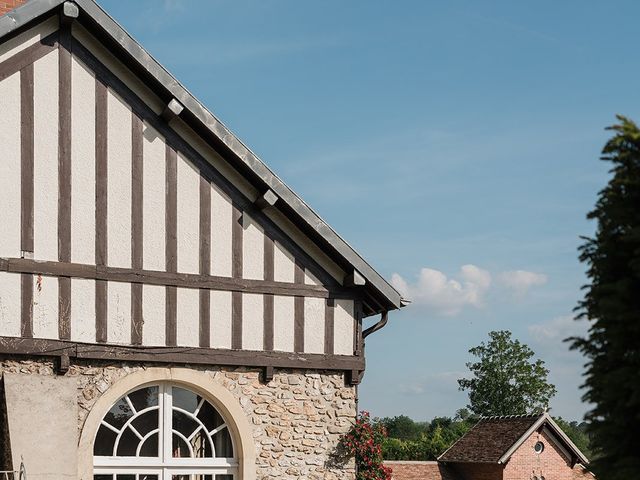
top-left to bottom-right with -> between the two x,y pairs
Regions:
458,330 -> 557,416
553,417 -> 592,459
379,415 -> 426,441
569,116 -> 640,479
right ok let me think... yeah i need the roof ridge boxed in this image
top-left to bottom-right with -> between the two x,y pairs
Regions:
479,413 -> 543,420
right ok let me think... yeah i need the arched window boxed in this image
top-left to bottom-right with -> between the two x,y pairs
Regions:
93,383 -> 237,480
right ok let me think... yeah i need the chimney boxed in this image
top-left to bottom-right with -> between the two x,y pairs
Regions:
0,0 -> 27,16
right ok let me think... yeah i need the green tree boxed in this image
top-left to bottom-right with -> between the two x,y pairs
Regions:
569,116 -> 640,479
458,330 -> 557,416
553,417 -> 592,459
379,415 -> 426,441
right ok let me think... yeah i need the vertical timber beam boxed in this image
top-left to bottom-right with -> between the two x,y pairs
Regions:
131,113 -> 143,344
199,175 -> 211,348
95,78 -> 108,343
165,146 -> 177,346
231,203 -> 243,349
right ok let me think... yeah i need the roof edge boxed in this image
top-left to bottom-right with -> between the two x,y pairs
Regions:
1,0 -> 403,311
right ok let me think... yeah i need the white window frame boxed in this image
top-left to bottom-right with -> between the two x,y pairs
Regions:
93,383 -> 239,480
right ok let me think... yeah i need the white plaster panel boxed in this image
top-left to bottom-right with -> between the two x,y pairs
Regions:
210,183 -> 232,277
71,278 -> 95,343
210,290 -> 232,349
0,73 -> 21,258
304,297 -> 325,354
274,241 -> 295,283
242,293 -> 263,351
242,213 -> 264,280
142,124 -> 166,271
0,273 -> 20,337
4,373 -> 78,480
0,17 -> 58,63
142,285 -> 165,346
107,90 -> 132,268
177,154 -> 200,274
107,281 -> 131,344
334,299 -> 354,355
33,51 -> 59,261
304,269 -> 321,286
71,57 -> 95,264
177,287 -> 199,347
273,295 -> 295,352
32,275 -> 59,339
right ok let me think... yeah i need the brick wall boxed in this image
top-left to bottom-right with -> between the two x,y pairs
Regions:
385,461 -> 458,480
0,0 -> 26,16
503,429 -> 591,480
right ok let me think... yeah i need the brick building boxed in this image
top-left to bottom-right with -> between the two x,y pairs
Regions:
0,1 -> 404,480
387,413 -> 592,480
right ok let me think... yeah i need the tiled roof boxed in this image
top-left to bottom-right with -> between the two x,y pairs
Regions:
438,415 -> 541,463
386,461 -> 458,480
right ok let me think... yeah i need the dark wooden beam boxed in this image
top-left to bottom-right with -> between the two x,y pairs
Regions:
0,336 -> 365,372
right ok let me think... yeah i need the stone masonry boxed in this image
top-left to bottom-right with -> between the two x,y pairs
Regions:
0,358 -> 357,480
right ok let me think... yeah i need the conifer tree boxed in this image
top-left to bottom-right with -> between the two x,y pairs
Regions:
570,116 -> 640,479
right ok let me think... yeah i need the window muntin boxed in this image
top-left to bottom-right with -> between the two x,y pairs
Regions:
94,384 -> 237,480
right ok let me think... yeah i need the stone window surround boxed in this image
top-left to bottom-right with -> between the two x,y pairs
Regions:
78,368 -> 257,480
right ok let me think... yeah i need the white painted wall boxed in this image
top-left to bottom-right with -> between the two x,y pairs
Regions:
107,281 -> 131,344
71,279 -> 95,343
142,124 -> 166,271
177,154 -> 200,274
32,274 -> 58,339
210,184 -> 232,277
274,241 -> 295,283
107,90 -> 132,268
33,51 -> 59,261
304,297 -> 325,354
273,295 -> 295,352
334,299 -> 355,355
210,290 -> 232,349
71,57 -> 95,265
142,285 -> 165,346
0,273 -> 20,337
242,293 -> 263,350
242,213 -> 264,280
0,72 -> 21,259
177,287 -> 199,347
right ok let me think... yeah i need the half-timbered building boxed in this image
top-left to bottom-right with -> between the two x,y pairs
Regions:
0,2 -> 403,480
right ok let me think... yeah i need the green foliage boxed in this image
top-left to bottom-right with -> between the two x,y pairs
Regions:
458,330 -> 557,416
569,115 -> 640,479
553,417 -> 592,459
379,414 -> 475,460
340,411 -> 392,480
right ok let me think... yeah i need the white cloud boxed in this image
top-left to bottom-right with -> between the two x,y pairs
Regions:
391,264 -> 491,316
498,270 -> 548,297
528,315 -> 584,342
392,265 -> 548,316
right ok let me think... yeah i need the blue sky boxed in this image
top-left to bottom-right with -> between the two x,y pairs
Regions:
100,0 -> 640,421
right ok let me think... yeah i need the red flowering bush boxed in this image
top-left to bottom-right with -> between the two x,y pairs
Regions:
340,411 -> 392,480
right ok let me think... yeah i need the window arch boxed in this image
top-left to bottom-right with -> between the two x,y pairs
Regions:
93,383 -> 237,480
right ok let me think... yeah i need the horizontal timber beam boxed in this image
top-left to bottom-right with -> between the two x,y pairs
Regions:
0,257 -> 357,300
0,336 -> 365,372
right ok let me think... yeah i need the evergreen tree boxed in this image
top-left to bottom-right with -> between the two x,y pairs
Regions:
458,330 -> 556,416
569,116 -> 640,479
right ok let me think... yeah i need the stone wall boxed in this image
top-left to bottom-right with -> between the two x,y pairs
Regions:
0,357 -> 356,480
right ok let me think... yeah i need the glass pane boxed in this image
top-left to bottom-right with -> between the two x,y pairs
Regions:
138,432 -> 159,457
94,475 -> 113,480
129,386 -> 159,411
173,410 -> 199,438
132,409 -> 159,436
116,427 -> 140,456
115,476 -> 135,480
213,427 -> 233,458
139,476 -> 158,480
197,401 -> 225,432
172,387 -> 200,413
104,397 -> 133,429
172,432 -> 192,458
216,476 -> 233,480
94,424 -> 117,456
190,428 -> 213,458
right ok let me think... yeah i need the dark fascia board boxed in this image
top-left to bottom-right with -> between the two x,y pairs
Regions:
0,0 -> 403,312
